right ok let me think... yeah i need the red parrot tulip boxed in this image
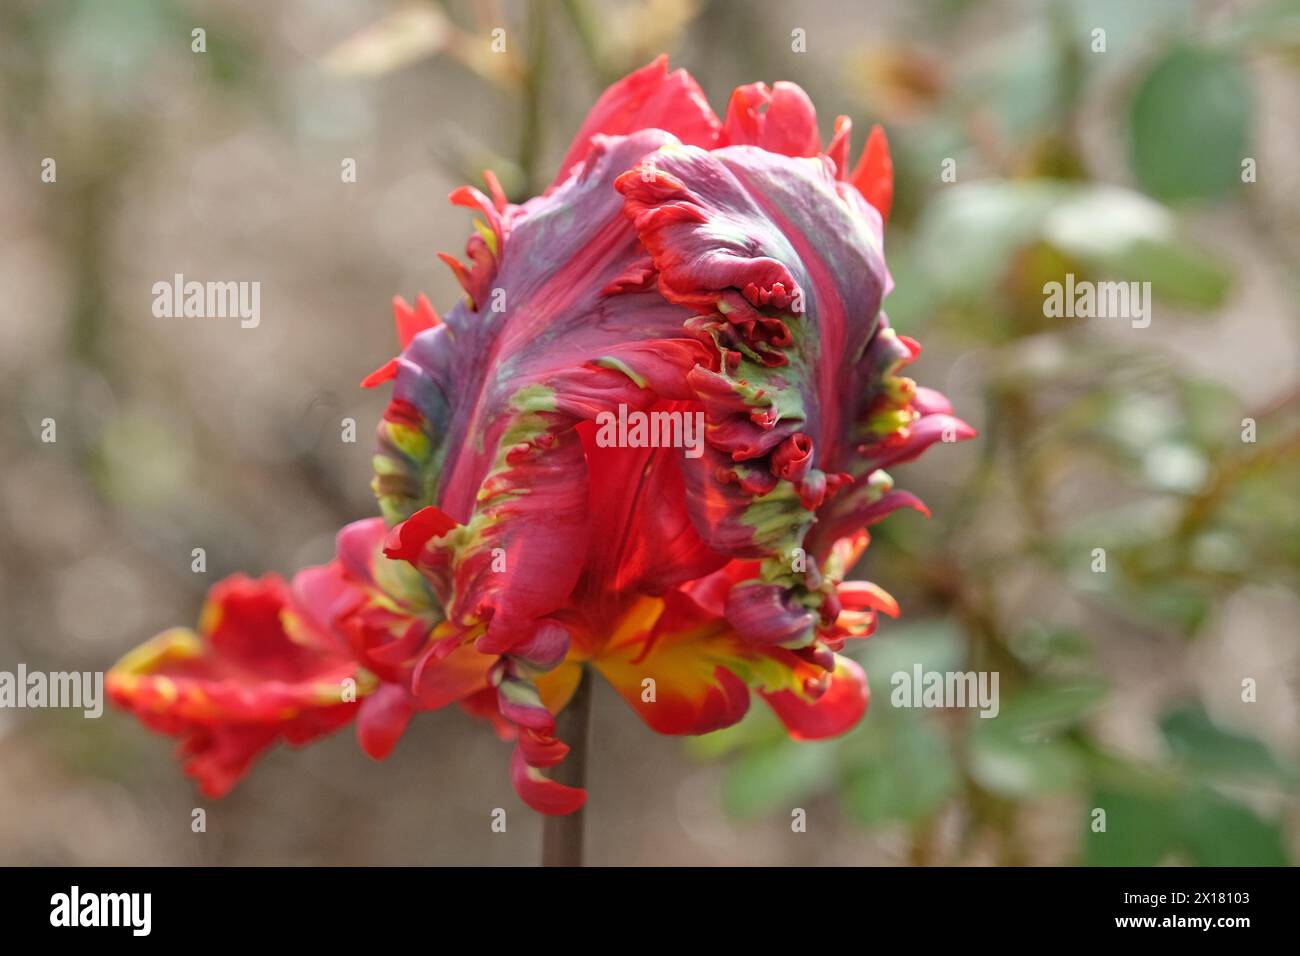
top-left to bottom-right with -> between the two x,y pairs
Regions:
108,56 -> 973,816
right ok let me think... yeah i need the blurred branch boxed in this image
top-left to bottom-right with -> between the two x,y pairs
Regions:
516,0 -> 551,196
559,0 -> 617,86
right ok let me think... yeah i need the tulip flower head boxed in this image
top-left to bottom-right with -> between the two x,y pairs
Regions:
108,57 -> 974,816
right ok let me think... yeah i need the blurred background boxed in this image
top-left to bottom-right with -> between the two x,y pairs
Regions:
0,0 -> 1296,865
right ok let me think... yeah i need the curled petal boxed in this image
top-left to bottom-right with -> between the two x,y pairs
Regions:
297,521 -> 432,674
771,433 -> 814,482
864,413 -> 977,473
494,667 -> 557,734
859,489 -> 930,525
724,579 -> 817,647
551,54 -> 721,190
510,744 -> 587,815
912,385 -> 952,416
411,638 -> 496,709
511,619 -> 572,672
106,575 -> 360,797
295,519 -> 492,711
383,505 -> 459,563
837,580 -> 900,618
517,727 -> 569,768
849,124 -> 894,222
357,682 -> 416,759
827,115 -> 852,179
721,81 -> 821,157
574,418 -> 728,631
761,656 -> 868,740
361,357 -> 400,389
591,582 -> 836,738
393,293 -> 440,350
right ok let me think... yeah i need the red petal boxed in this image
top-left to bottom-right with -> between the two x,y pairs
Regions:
361,357 -> 399,389
106,575 -> 360,798
482,169 -> 508,213
517,727 -> 569,768
827,115 -> 852,179
592,591 -> 755,735
510,744 -> 587,815
837,580 -> 900,618
762,657 -> 868,740
850,124 -> 894,222
721,81 -> 821,157
383,505 -> 459,562
356,683 -> 415,759
550,55 -> 721,190
392,293 -> 439,350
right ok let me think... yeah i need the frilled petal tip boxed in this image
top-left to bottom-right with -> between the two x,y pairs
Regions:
382,505 -> 459,563
510,742 -> 587,815
850,124 -> 894,222
551,54 -> 721,190
105,574 -> 361,797
294,517 -> 492,712
760,656 -> 868,740
721,80 -> 821,157
590,579 -> 877,743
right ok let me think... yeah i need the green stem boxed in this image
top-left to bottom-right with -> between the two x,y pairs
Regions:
541,667 -> 591,866
517,0 -> 549,197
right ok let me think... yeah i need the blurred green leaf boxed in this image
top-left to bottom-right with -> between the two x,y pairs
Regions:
990,680 -> 1109,736
1119,238 -> 1232,308
1062,0 -> 1190,64
1008,623 -> 1093,667
858,618 -> 965,689
1041,185 -> 1174,256
1129,47 -> 1252,202
1221,0 -> 1300,53
917,182 -> 1230,309
979,22 -> 1063,141
1142,442 -> 1210,493
1178,786 -> 1289,865
1135,580 -> 1213,634
685,706 -> 782,760
1085,771 -> 1291,866
1041,188 -> 1231,308
967,681 -> 1106,798
720,738 -> 839,820
970,733 -> 1083,798
1159,703 -> 1299,784
843,717 -> 959,825
914,182 -> 1058,299
1085,785 -> 1181,865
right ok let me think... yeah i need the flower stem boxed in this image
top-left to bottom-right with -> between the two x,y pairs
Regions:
541,666 -> 591,867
